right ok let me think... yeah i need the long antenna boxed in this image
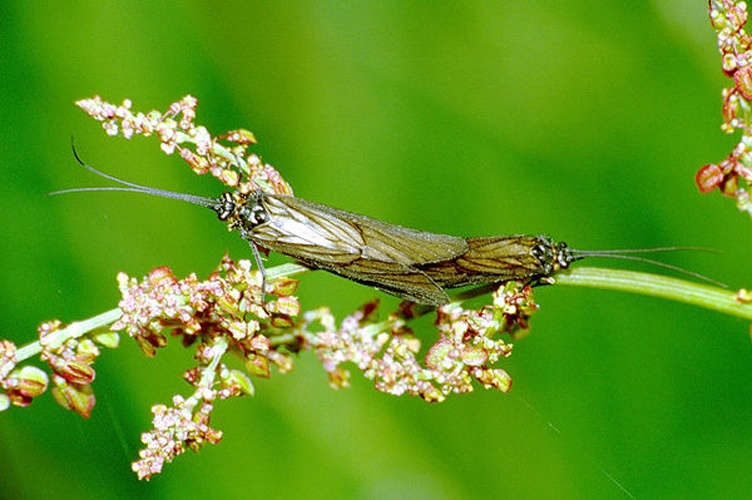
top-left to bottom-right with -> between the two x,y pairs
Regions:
570,247 -> 726,288
49,139 -> 220,211
53,140 -> 269,301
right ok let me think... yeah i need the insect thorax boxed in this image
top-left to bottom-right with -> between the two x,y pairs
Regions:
213,190 -> 269,239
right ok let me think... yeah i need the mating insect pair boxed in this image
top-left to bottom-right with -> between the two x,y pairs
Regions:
54,151 -> 711,306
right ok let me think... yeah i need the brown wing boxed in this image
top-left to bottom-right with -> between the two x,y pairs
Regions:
255,195 -> 468,263
247,194 -> 465,304
420,235 -> 551,288
294,255 -> 452,305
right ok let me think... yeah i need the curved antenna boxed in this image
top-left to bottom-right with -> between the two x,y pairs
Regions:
50,139 -> 220,211
571,246 -> 720,256
54,141 -> 265,301
570,247 -> 726,288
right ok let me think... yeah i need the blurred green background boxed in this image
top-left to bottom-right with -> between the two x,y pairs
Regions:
2,1 -> 751,498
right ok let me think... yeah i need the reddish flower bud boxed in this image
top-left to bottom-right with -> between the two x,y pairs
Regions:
696,164 -> 724,193
134,332 -> 168,357
720,172 -> 739,196
147,266 -> 176,288
179,148 -> 210,174
461,345 -> 488,366
326,367 -> 351,389
5,365 -> 49,401
734,66 -> 752,99
52,375 -> 95,418
244,354 -> 271,378
221,128 -> 258,145
476,368 -> 513,393
183,367 -> 200,385
722,88 -> 739,125
722,53 -> 738,77
425,339 -> 452,370
270,315 -> 296,328
419,385 -> 444,403
49,355 -> 96,385
271,277 -> 299,297
249,332 -> 267,348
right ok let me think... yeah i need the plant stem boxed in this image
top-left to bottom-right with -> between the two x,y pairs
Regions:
16,308 -> 122,363
554,266 -> 752,320
264,262 -> 309,280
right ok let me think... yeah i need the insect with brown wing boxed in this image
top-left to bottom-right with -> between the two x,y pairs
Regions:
54,152 -> 714,305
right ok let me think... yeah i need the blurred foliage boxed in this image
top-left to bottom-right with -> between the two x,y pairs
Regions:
1,1 -> 751,498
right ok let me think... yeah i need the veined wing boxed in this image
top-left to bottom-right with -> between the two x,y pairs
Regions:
297,255 -> 452,305
253,194 -> 469,266
420,235 -> 553,288
241,194 -> 466,305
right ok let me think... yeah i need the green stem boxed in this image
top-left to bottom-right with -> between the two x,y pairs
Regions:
264,262 -> 309,280
15,308 -> 123,363
554,266 -> 752,320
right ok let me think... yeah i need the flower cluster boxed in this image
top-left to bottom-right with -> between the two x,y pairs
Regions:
114,254 -> 300,372
698,0 -> 752,216
0,319 -> 119,417
77,95 -> 292,195
112,255 -> 303,479
0,340 -> 45,411
307,281 -> 537,403
132,394 -> 223,480
113,260 -> 537,478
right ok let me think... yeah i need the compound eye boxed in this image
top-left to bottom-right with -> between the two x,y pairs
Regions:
555,242 -> 573,269
215,192 -> 236,220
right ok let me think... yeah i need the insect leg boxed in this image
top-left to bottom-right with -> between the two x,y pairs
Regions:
248,240 -> 268,304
